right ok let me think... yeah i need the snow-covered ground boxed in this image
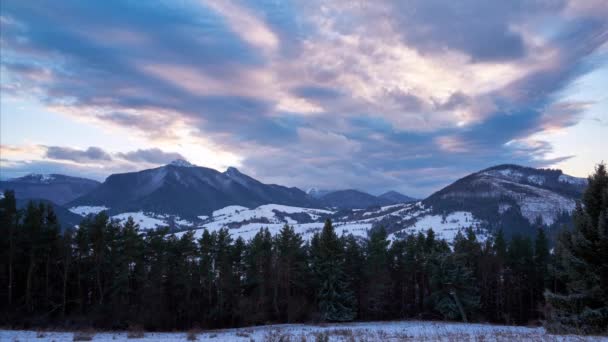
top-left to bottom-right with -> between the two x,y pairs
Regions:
2,321 -> 604,341
69,205 -> 109,216
112,212 -> 169,230
389,211 -> 489,242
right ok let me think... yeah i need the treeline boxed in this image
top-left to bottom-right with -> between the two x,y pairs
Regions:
0,164 -> 606,334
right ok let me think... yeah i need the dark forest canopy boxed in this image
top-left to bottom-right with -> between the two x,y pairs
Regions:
0,164 -> 606,335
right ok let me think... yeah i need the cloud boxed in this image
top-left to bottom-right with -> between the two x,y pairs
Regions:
1,0 -> 606,197
117,148 -> 184,164
46,146 -> 112,163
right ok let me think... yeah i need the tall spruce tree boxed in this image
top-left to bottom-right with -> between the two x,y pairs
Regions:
274,224 -> 309,322
545,163 -> 608,335
362,227 -> 391,319
312,219 -> 355,321
0,190 -> 19,308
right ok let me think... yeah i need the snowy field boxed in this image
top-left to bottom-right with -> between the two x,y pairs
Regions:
2,321 -> 606,341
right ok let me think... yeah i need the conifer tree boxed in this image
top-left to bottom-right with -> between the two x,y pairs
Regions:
312,219 -> 355,321
274,224 -> 308,322
545,163 -> 608,334
0,190 -> 19,307
343,234 -> 364,318
533,228 -> 550,316
362,227 -> 390,319
244,228 -> 274,323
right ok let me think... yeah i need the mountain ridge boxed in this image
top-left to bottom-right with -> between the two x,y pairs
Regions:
1,161 -> 588,240
0,173 -> 100,205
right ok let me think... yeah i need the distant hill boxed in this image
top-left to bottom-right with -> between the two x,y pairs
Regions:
0,173 -> 100,205
369,164 -> 587,239
378,190 -> 417,204
318,189 -> 393,209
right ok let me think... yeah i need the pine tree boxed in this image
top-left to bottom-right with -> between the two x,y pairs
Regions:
198,228 -> 216,326
506,234 -> 535,324
429,252 -> 479,322
312,219 -> 355,321
362,226 -> 390,319
274,224 -> 308,322
343,234 -> 364,318
243,228 -> 274,323
545,163 -> 608,334
0,190 -> 19,307
533,228 -> 550,317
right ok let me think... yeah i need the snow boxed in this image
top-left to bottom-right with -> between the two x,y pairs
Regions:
498,203 -> 512,214
112,212 -> 168,230
2,321 -> 602,341
69,206 -> 109,216
212,205 -> 250,218
197,215 -> 209,220
526,174 -> 545,185
169,159 -> 197,167
175,218 -> 194,226
40,174 -> 55,182
559,174 -> 587,186
210,204 -> 333,227
488,168 -> 524,180
390,211 -> 489,242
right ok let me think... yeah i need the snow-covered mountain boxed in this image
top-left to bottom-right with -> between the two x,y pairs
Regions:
66,163 -> 589,242
0,173 -> 100,205
173,164 -> 585,242
68,160 -> 316,218
372,164 -> 587,238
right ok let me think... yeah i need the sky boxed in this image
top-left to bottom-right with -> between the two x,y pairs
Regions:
0,0 -> 607,198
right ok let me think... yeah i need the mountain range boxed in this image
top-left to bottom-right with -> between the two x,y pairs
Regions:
0,173 -> 100,205
0,160 -> 587,240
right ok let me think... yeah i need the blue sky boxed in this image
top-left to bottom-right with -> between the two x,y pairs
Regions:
1,0 -> 607,197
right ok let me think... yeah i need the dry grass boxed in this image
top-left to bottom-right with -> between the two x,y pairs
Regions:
313,331 -> 329,342
72,330 -> 95,341
236,330 -> 251,338
186,328 -> 200,341
127,324 -> 145,339
263,329 -> 295,342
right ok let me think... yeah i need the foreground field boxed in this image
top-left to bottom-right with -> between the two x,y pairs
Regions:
2,321 -> 607,342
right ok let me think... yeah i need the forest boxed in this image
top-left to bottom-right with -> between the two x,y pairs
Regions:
1,164 -> 606,335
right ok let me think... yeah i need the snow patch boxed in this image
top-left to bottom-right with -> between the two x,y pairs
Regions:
526,175 -> 545,185
559,174 -> 587,186
112,212 -> 168,230
69,206 -> 109,216
390,211 -> 489,242
169,159 -> 196,167
212,205 -> 250,218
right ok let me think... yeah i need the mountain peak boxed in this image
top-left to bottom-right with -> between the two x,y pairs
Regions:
168,159 -> 196,168
224,166 -> 241,175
